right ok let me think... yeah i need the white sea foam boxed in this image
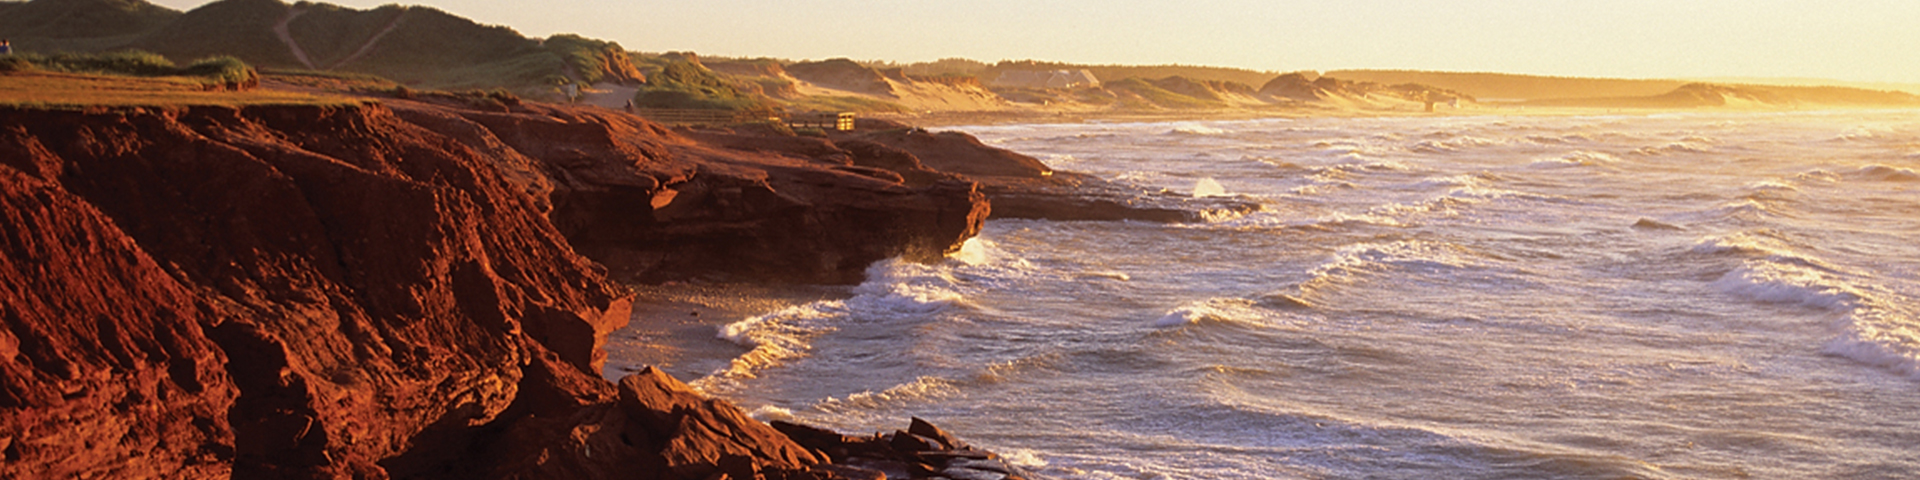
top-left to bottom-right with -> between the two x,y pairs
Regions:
1632,139 -> 1713,156
1825,305 -> 1920,378
1409,135 -> 1503,153
1152,298 -> 1264,327
746,404 -> 796,423
1710,260 -> 1863,310
699,258 -> 973,389
1193,177 -> 1228,197
1170,124 -> 1228,136
1528,150 -> 1619,168
1705,243 -> 1920,378
811,375 -> 961,412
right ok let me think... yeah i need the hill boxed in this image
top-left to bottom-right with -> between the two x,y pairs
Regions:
0,0 -> 180,52
0,0 -> 642,96
1327,70 -> 1686,101
1522,82 -> 1920,109
980,60 -> 1281,88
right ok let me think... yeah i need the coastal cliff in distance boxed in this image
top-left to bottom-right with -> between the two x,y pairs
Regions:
0,95 -> 989,479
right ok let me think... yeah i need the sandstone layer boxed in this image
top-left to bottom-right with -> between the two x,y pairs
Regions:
0,98 -> 989,479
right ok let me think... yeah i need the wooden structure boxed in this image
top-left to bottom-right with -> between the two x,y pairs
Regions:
631,108 -> 771,126
787,111 -> 856,131
630,108 -> 854,131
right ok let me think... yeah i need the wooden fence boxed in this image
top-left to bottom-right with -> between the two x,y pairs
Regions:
630,108 -> 855,131
786,112 -> 857,131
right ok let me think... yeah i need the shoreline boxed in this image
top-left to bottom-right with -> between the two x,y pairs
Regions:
868,103 -> 1920,129
604,281 -> 853,385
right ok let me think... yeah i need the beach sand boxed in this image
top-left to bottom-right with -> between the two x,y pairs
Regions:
602,282 -> 852,383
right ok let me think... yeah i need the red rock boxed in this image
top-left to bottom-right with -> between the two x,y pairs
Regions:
0,159 -> 236,480
1,93 -> 993,479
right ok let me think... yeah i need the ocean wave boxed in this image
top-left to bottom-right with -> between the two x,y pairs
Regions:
707,299 -> 850,385
1291,240 -> 1483,301
1366,184 -> 1539,220
697,258 -> 975,389
1690,230 -> 1837,271
1290,181 -> 1360,197
1825,305 -> 1920,379
1851,164 -> 1920,182
810,375 -> 962,412
1630,218 -> 1686,231
1528,150 -> 1620,168
1169,124 -> 1229,136
1152,298 -> 1268,328
1193,177 -> 1228,197
1522,133 -> 1601,145
1710,260 -> 1864,310
1709,198 -> 1790,222
1631,140 -> 1714,156
1409,135 -> 1504,153
1704,242 -> 1920,378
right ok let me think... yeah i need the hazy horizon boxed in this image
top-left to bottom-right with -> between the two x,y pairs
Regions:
138,0 -> 1920,86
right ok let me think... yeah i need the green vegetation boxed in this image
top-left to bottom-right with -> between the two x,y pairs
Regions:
363,85 -> 522,110
1105,77 -> 1224,109
542,34 -> 644,85
2,50 -> 256,86
0,0 -> 180,53
631,60 -> 775,112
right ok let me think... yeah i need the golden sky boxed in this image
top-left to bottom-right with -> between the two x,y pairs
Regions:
150,0 -> 1920,83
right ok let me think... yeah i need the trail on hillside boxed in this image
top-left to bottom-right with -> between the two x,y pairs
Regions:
272,6 -> 316,69
579,83 -> 639,109
327,10 -> 408,70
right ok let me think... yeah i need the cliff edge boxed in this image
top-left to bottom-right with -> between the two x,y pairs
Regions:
0,98 -> 989,479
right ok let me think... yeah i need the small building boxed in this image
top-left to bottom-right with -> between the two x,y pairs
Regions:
991,69 -> 1101,89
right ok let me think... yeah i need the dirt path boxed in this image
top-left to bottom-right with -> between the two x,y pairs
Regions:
326,10 -> 407,70
272,6 -> 316,69
578,83 -> 639,109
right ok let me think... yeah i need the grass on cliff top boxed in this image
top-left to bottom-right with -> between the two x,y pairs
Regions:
3,50 -> 256,85
0,71 -> 361,109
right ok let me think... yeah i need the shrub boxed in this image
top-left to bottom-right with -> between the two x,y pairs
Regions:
0,56 -> 34,72
182,56 -> 256,85
631,60 -> 776,113
6,50 -> 259,87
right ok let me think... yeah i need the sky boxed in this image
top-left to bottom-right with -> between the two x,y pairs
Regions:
146,0 -> 1920,84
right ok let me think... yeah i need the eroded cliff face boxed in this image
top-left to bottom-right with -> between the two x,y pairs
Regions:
0,100 -> 990,479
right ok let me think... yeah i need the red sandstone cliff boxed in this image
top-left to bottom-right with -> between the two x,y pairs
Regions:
0,99 -> 989,479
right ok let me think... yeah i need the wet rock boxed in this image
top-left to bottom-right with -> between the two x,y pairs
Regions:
778,418 -> 1044,480
843,128 -> 1260,223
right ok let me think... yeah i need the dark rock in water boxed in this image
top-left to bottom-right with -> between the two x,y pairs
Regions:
842,128 -> 1261,223
909,417 -> 966,450
779,418 -> 1044,480
890,431 -> 945,455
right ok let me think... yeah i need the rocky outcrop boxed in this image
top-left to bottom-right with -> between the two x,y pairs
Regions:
0,103 -> 632,479
773,418 -> 1038,480
838,123 -> 1260,223
0,98 -> 990,479
418,104 -> 989,284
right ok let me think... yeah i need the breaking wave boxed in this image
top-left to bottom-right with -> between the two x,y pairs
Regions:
1699,231 -> 1920,378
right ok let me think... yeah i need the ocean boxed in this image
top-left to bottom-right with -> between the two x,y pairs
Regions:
605,110 -> 1920,479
